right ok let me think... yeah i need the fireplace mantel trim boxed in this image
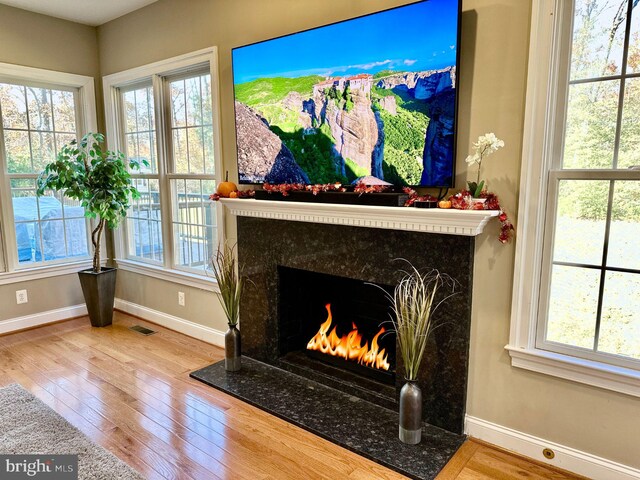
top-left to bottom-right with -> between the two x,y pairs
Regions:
221,198 -> 499,236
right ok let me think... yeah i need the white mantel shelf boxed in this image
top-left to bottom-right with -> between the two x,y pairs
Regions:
221,198 -> 499,236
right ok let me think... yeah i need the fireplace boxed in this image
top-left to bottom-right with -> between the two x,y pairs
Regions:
278,267 -> 396,385
238,216 -> 474,435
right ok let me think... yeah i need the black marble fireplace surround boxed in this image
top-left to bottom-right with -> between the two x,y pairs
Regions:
237,217 -> 474,434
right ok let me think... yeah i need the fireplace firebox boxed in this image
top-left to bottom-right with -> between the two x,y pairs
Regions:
278,267 -> 396,385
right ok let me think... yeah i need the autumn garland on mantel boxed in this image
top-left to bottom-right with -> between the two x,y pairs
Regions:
402,187 -> 438,206
450,190 -> 514,244
262,182 -> 347,196
210,182 -> 514,244
209,190 -> 254,201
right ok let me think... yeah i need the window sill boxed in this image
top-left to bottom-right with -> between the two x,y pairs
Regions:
0,259 -> 94,286
115,258 -> 220,293
505,344 -> 640,397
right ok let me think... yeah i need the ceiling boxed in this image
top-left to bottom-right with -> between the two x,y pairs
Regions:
0,0 -> 159,26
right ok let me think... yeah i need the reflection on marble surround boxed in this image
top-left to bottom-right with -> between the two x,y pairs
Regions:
238,217 -> 474,434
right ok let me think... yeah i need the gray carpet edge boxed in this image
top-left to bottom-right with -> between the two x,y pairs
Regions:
0,383 -> 144,480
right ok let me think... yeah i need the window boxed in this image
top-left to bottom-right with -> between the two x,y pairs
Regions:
509,0 -> 640,396
103,49 -> 222,288
0,63 -> 97,280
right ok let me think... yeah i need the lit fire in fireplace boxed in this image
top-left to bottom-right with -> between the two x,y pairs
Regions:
306,304 -> 390,371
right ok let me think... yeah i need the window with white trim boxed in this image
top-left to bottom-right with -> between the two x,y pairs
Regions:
0,64 -> 96,276
103,49 -> 222,281
509,0 -> 640,395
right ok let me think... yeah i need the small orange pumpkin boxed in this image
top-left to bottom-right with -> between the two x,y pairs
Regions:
438,200 -> 452,209
217,171 -> 238,198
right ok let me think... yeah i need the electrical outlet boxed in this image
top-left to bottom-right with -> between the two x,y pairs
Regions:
16,290 -> 28,304
178,291 -> 185,307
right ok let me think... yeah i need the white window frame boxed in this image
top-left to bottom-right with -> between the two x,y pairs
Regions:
0,62 -> 100,285
507,0 -> 640,397
103,48 -> 224,292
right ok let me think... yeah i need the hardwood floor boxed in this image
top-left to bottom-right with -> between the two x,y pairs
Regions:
0,312 -> 585,480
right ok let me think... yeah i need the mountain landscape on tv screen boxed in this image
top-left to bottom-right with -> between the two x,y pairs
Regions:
232,1 -> 458,187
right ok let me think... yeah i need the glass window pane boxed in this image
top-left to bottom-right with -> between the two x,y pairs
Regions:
203,125 -> 215,174
563,80 -> 619,169
11,178 -> 38,219
552,180 -> 609,265
546,265 -> 600,349
188,127 -> 205,174
121,85 -> 157,173
201,74 -> 212,124
4,129 -> 32,173
570,0 -> 627,80
608,180 -> 640,270
16,222 -> 40,264
39,191 -> 63,220
126,133 -> 139,160
171,178 -> 216,273
185,76 -> 202,126
51,90 -> 76,133
135,87 -> 152,131
65,218 -> 89,258
30,131 -> 55,171
173,128 -> 188,173
598,271 -> 640,359
124,90 -> 137,132
138,132 -> 153,171
0,83 -> 28,129
26,87 -> 54,131
126,178 -> 163,263
41,219 -> 66,260
170,79 -> 186,128
618,77 -> 640,169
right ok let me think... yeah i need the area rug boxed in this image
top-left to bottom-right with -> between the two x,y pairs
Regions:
0,384 -> 143,480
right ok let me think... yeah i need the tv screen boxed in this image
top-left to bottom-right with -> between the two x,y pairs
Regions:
232,0 -> 460,188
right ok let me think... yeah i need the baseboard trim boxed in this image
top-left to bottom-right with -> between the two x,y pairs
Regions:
0,304 -> 88,336
465,415 -> 640,479
114,298 -> 225,348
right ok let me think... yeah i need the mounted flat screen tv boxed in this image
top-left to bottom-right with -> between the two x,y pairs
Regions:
232,0 -> 460,188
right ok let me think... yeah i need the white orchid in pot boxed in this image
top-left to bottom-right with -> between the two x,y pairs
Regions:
465,133 -> 504,198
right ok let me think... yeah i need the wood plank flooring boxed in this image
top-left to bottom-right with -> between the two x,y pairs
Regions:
0,312 -> 586,480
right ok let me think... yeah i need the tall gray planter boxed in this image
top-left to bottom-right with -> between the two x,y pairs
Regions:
399,379 -> 422,444
78,267 -> 117,327
225,324 -> 241,371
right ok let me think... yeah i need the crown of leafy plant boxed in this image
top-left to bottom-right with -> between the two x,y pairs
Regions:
36,132 -> 146,272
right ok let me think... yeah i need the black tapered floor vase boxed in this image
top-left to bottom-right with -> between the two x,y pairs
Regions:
78,267 -> 117,327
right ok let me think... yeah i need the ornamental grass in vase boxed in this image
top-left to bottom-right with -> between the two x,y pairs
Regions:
211,243 -> 244,372
388,264 -> 456,445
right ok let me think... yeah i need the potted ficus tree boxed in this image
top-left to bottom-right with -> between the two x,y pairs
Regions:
37,132 -> 146,327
